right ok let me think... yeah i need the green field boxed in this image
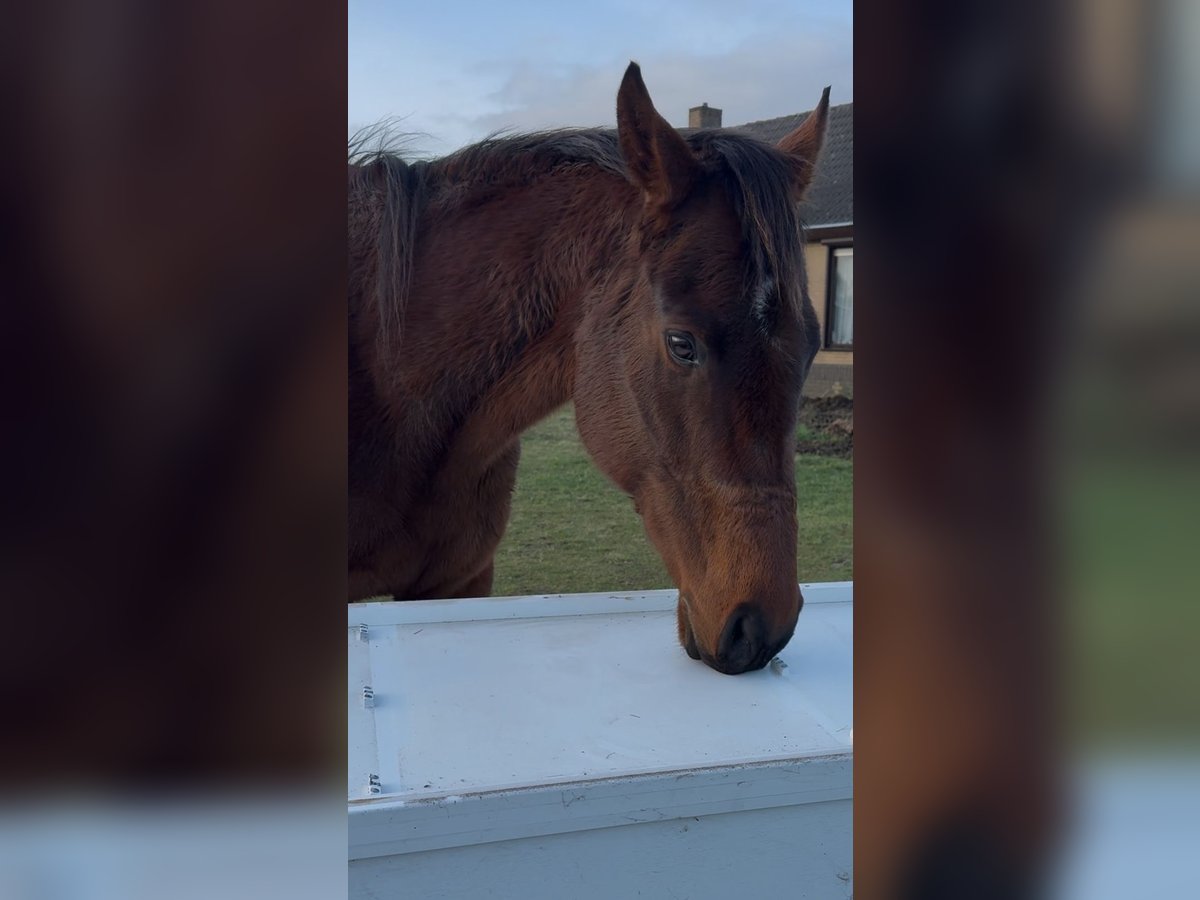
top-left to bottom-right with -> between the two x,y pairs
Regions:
492,406 -> 853,596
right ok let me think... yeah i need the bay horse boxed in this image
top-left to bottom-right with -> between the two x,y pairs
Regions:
349,63 -> 829,674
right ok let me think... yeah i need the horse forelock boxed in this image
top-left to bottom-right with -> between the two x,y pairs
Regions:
683,131 -> 808,333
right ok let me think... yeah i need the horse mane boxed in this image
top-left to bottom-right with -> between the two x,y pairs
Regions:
348,126 -> 807,354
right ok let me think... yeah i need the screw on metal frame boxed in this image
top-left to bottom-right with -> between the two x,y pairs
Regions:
362,685 -> 375,708
367,774 -> 382,795
357,623 -> 369,641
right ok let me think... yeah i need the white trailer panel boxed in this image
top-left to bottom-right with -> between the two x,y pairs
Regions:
348,583 -> 852,899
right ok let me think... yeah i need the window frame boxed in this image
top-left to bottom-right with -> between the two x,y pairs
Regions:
823,242 -> 854,351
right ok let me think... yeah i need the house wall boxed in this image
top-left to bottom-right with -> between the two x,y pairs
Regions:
803,241 -> 853,397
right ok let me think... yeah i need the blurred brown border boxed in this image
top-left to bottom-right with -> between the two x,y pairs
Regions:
853,0 -> 1164,896
0,2 -> 347,785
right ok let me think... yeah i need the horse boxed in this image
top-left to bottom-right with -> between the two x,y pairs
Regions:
348,62 -> 829,675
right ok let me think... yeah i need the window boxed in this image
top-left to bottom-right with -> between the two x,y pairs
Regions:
826,246 -> 853,348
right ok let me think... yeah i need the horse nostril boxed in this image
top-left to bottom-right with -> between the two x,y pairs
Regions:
716,605 -> 766,673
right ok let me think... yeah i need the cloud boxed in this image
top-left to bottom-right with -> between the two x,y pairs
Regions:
451,31 -> 850,150
348,2 -> 852,155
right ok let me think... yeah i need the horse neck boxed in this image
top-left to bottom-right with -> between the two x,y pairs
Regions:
429,170 -> 638,466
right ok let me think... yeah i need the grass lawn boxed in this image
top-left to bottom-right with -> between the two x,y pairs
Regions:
492,406 -> 853,596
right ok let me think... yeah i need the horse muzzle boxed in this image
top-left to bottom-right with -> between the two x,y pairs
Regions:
677,594 -> 800,675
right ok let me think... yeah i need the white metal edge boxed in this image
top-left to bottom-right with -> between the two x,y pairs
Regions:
350,746 -> 849,807
348,753 -> 852,860
347,625 -> 380,801
347,581 -> 853,627
799,581 -> 853,603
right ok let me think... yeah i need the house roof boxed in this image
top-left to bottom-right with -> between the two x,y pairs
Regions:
683,101 -> 853,229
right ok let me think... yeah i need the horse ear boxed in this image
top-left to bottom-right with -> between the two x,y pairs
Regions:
777,86 -> 831,200
616,61 -> 699,213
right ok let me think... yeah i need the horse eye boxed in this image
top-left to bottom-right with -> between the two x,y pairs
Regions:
665,331 -> 698,366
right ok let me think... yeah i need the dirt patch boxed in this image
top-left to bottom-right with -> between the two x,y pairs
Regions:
796,396 -> 854,458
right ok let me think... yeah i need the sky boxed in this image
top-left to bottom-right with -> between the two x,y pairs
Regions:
348,0 -> 853,156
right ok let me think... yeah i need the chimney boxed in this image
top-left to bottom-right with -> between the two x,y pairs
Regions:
688,102 -> 722,129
